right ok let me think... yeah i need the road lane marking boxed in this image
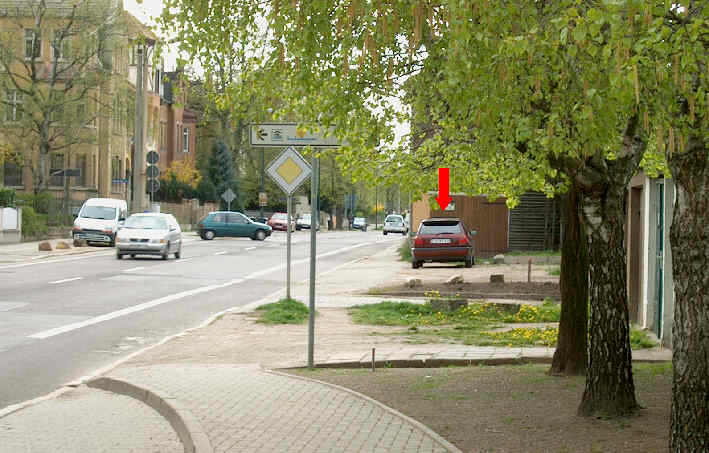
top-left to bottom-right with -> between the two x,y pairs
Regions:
48,277 -> 84,285
123,266 -> 144,272
174,258 -> 192,263
0,238 -> 201,270
27,239 -> 391,340
214,251 -> 227,255
245,247 -> 256,251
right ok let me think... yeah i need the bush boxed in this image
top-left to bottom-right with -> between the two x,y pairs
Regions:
0,187 -> 15,206
21,205 -> 48,237
16,191 -> 53,213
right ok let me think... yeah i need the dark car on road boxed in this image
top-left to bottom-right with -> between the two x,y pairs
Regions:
411,218 -> 476,268
198,211 -> 272,241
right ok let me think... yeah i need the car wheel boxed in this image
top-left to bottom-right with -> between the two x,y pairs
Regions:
255,230 -> 266,241
116,251 -> 122,260
130,254 -> 136,258
412,260 -> 421,269
465,257 -> 473,268
204,230 -> 215,240
383,231 -> 387,235
175,246 -> 181,259
73,239 -> 81,247
162,243 -> 169,260
109,237 -> 115,247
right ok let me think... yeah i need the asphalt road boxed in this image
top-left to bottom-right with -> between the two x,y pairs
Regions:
0,229 -> 398,409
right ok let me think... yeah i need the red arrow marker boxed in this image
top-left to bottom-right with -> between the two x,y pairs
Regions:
435,167 -> 451,211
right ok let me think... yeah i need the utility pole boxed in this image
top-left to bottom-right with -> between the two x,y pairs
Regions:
131,46 -> 145,213
308,156 -> 319,369
260,147 -> 265,220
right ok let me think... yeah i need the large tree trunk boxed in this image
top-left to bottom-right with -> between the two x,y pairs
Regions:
578,184 -> 639,416
668,136 -> 709,451
550,184 -> 588,376
577,114 -> 645,417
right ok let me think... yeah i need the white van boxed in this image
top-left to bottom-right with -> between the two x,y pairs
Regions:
72,198 -> 128,246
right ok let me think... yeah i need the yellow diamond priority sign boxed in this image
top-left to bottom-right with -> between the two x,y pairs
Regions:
266,146 -> 311,195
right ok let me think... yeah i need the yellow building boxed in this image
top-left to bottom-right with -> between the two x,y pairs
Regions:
0,0 -> 160,212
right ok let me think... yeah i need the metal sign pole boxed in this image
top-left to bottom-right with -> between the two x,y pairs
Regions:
287,194 -> 292,299
308,156 -> 319,369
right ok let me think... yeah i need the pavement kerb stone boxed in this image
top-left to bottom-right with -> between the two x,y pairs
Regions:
87,376 -> 213,453
267,369 -> 464,453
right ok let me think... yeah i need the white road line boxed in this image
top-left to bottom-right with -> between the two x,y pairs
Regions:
123,266 -> 144,272
27,239 -> 385,340
0,251 -> 114,270
214,251 -> 227,255
48,277 -> 84,285
245,247 -> 256,251
174,258 -> 192,263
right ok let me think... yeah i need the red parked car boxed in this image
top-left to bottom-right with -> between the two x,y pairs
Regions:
411,218 -> 476,269
267,212 -> 295,231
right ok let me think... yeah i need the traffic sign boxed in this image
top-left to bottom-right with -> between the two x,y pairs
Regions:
250,123 -> 340,147
50,168 -> 81,177
146,165 -> 159,178
258,191 -> 268,207
147,178 -> 160,193
147,150 -> 159,164
221,188 -> 236,204
266,146 -> 311,195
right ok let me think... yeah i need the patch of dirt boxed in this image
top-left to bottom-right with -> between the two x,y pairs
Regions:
289,363 -> 671,453
370,281 -> 561,301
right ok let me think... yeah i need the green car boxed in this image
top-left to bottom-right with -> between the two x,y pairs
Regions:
197,211 -> 272,241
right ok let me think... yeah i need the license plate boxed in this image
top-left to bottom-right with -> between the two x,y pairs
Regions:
430,239 -> 451,244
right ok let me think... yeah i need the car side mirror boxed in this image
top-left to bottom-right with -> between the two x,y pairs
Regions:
470,230 -> 477,236
170,226 -> 176,231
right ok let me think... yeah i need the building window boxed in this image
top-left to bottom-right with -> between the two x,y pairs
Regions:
159,122 -> 166,152
51,30 -> 69,60
3,159 -> 22,186
24,29 -> 41,59
111,155 -> 121,192
4,90 -> 24,122
75,154 -> 87,186
49,153 -> 64,186
183,126 -> 189,153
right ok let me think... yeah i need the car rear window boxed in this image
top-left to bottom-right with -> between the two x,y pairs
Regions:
272,213 -> 287,220
419,221 -> 462,235
385,216 -> 403,223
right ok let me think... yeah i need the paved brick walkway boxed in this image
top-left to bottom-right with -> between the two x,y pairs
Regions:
107,364 -> 456,453
0,387 -> 182,453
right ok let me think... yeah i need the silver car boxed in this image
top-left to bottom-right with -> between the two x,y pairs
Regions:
115,213 -> 182,260
383,214 -> 408,235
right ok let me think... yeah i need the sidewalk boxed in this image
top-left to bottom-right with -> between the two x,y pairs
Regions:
0,242 -> 671,453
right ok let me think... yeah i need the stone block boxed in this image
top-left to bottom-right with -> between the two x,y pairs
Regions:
55,241 -> 71,250
445,274 -> 464,285
38,241 -> 52,251
73,238 -> 87,247
490,274 -> 505,285
493,254 -> 505,264
405,277 -> 422,288
430,298 -> 468,312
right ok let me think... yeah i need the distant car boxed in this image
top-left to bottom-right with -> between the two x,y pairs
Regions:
267,212 -> 295,232
383,214 -> 408,235
198,211 -> 272,240
296,213 -> 319,231
116,213 -> 182,260
411,218 -> 476,269
352,217 -> 368,231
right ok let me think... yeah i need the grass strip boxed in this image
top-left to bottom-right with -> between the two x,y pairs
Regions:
255,297 -> 310,324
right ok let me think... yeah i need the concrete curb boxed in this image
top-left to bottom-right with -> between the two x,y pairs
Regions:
87,376 -> 213,453
268,369 -> 463,453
